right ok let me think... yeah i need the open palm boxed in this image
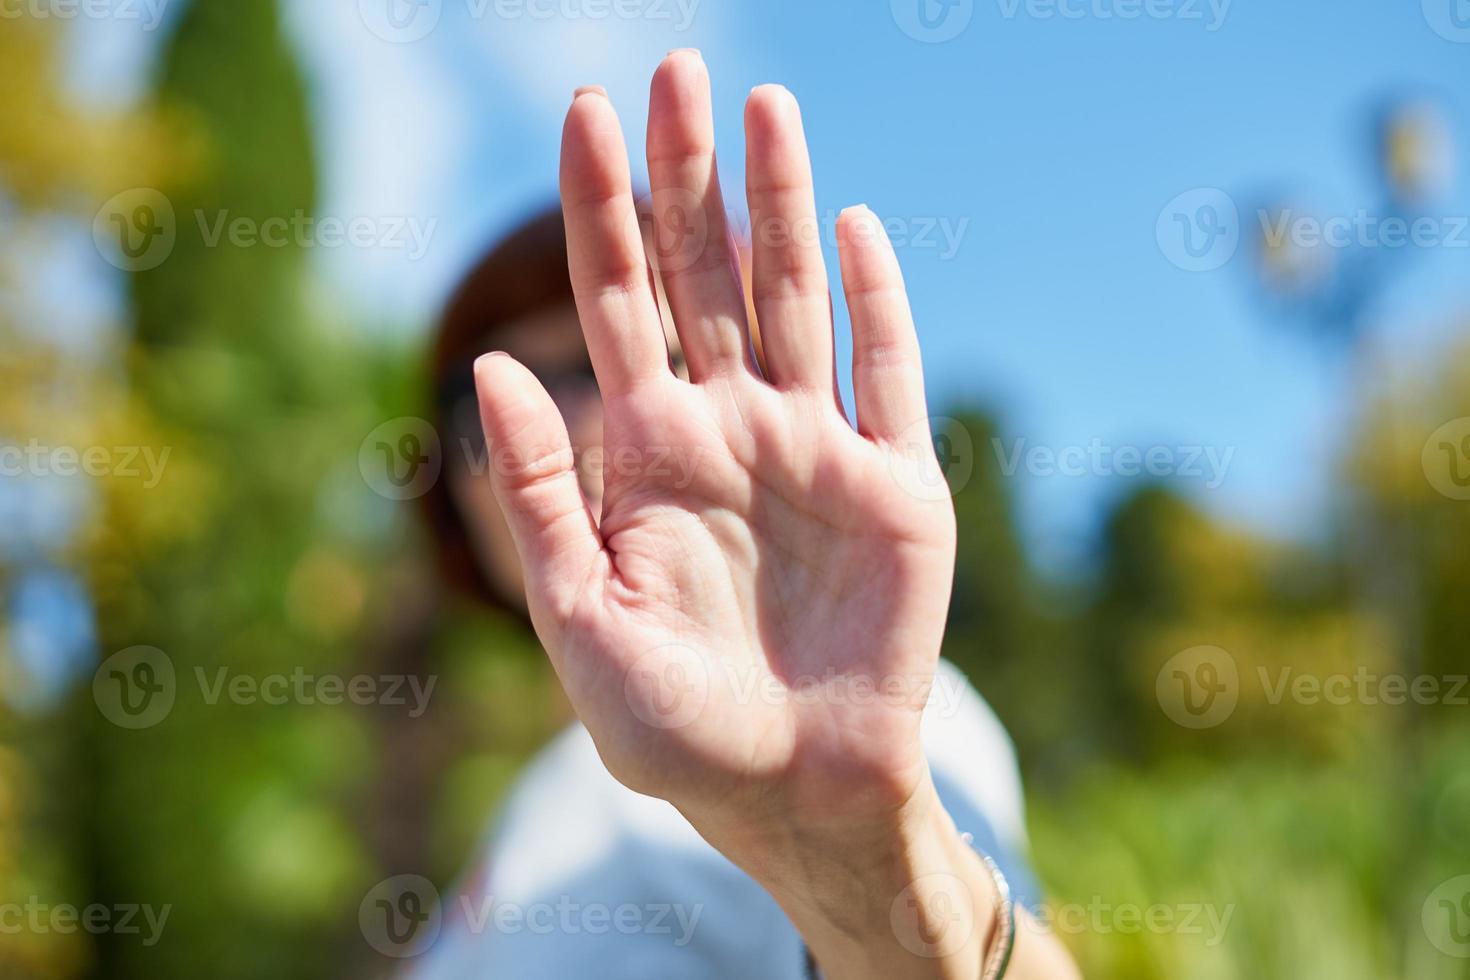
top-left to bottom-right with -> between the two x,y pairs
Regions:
473,51 -> 956,838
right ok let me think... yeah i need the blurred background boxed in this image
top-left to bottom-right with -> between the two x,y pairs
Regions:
2,0 -> 1469,977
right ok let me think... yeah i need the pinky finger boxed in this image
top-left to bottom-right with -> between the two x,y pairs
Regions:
837,205 -> 928,442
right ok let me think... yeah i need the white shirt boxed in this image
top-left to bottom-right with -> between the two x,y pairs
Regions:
411,660 -> 1034,979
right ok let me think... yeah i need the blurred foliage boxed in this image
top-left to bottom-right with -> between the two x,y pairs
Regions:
1,14 -> 172,980
1004,331 -> 1470,979
1,2 -> 1467,979
0,18 -> 175,206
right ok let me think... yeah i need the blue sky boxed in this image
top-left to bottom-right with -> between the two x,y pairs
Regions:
71,0 -> 1470,575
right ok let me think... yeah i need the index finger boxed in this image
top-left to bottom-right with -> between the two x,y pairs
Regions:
561,87 -> 671,399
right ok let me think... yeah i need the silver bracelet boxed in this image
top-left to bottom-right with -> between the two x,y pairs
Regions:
962,834 -> 1016,980
978,851 -> 1016,979
798,837 -> 1018,980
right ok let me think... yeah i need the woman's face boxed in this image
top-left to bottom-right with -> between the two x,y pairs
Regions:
448,301 -> 684,612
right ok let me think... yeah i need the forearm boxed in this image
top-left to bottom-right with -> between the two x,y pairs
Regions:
689,773 -> 1081,980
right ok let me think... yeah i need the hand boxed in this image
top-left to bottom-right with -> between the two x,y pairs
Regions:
475,49 -> 952,836
473,51 -> 1077,980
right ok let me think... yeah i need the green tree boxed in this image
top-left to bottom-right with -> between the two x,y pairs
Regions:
84,2 -> 376,978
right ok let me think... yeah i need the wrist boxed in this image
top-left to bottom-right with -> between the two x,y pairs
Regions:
694,772 -> 999,980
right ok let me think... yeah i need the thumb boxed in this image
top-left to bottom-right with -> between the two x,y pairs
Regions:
473,352 -> 606,629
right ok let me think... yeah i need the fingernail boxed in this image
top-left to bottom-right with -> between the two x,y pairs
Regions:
667,47 -> 702,59
573,84 -> 607,101
474,351 -> 509,374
